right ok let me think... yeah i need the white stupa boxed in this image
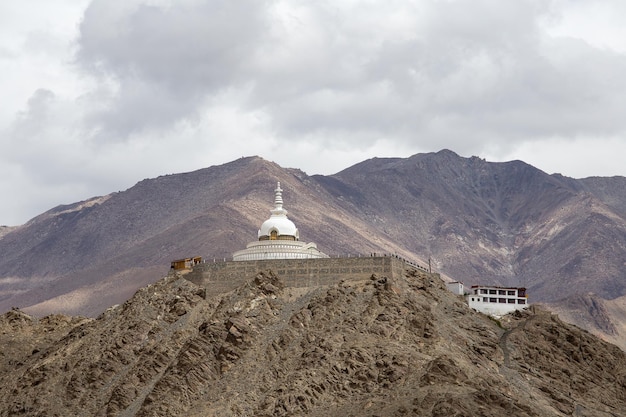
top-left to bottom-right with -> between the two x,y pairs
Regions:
232,182 -> 329,261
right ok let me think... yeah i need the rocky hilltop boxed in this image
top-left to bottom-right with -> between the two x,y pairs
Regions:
1,150 -> 626,349
1,265 -> 625,416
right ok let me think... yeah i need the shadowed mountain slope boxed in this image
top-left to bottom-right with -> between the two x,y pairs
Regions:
321,151 -> 626,300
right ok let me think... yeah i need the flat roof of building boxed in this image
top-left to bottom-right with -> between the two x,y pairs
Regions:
470,285 -> 526,290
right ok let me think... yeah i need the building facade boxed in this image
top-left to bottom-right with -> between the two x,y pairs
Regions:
446,281 -> 465,295
467,285 -> 528,317
170,256 -> 203,271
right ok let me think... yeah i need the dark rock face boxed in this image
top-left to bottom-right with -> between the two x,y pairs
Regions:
1,151 -> 626,347
1,268 -> 625,416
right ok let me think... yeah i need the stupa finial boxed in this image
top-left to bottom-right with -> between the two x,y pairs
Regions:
274,182 -> 283,210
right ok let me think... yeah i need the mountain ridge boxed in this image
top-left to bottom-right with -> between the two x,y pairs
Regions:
2,150 -> 626,349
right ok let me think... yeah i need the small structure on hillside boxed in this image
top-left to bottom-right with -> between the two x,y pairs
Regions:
170,256 -> 203,271
232,182 -> 329,261
467,285 -> 528,317
446,281 -> 465,295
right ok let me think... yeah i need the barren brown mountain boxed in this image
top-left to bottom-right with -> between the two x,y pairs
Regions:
1,267 -> 625,416
1,150 -> 626,347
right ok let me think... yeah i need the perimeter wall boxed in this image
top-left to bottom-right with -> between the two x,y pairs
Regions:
184,256 -> 432,295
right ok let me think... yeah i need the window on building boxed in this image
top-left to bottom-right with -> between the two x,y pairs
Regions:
499,298 -> 506,303
507,299 -> 516,304
489,289 -> 496,294
481,289 -> 488,294
518,299 -> 526,304
482,297 -> 488,302
518,289 -> 526,297
507,290 -> 516,296
489,297 -> 497,303
498,290 -> 506,295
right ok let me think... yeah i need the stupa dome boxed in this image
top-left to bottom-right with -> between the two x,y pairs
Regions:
257,182 -> 299,241
232,181 -> 328,261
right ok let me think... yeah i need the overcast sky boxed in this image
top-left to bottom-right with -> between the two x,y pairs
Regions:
2,0 -> 626,225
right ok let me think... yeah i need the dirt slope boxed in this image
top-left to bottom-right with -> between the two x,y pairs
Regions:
1,266 -> 625,416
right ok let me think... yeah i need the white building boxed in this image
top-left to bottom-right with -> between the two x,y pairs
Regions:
232,182 -> 329,261
446,281 -> 465,295
467,285 -> 528,317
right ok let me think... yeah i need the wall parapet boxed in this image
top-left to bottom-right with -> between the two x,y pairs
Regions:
184,256 -> 424,296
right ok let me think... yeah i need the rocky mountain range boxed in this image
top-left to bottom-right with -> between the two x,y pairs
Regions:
2,266 -> 625,416
1,150 -> 626,349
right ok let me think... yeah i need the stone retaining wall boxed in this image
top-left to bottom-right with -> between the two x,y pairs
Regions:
184,256 -> 420,295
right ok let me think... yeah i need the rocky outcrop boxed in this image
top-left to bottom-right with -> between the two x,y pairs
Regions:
1,266 -> 625,416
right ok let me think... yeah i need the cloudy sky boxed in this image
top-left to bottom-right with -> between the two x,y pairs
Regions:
2,0 -> 626,225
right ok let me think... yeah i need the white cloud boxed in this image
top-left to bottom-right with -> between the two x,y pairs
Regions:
487,136 -> 626,178
546,0 -> 626,53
